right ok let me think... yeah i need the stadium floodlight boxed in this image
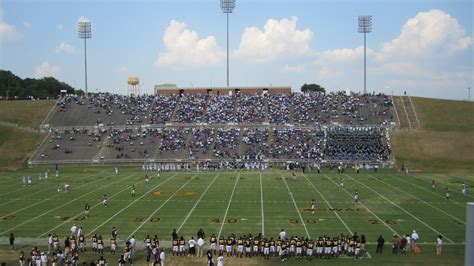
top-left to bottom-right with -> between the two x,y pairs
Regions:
220,0 -> 235,87
78,20 -> 92,94
358,15 -> 372,95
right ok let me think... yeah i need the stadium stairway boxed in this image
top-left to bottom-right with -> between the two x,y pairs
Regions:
392,96 -> 410,129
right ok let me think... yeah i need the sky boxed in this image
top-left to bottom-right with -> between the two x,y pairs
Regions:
0,0 -> 472,100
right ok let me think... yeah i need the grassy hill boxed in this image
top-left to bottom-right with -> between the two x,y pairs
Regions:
0,100 -> 54,170
0,99 -> 55,128
391,97 -> 474,175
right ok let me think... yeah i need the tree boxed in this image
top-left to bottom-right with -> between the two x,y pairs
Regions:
301,83 -> 325,94
0,70 -> 76,99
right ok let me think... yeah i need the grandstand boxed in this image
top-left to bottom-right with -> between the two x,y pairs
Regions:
31,90 -> 395,166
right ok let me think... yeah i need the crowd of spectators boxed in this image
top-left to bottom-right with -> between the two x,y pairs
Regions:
52,92 -> 393,126
214,128 -> 241,159
268,94 -> 292,124
270,128 -> 325,160
38,125 -> 391,164
241,128 -> 269,160
236,94 -> 265,123
151,95 -> 179,124
188,128 -> 215,159
173,94 -> 207,123
325,127 -> 391,162
206,95 -> 235,124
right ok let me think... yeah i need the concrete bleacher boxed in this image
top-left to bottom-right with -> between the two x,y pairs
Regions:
35,128 -> 104,161
31,91 -> 395,165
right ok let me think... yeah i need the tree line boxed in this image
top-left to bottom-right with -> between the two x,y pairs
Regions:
0,70 -> 79,99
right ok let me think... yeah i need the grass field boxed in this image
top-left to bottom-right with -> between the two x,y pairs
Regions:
0,167 -> 470,265
0,100 -> 55,129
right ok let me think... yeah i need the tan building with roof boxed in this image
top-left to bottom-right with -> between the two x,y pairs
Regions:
154,85 -> 291,96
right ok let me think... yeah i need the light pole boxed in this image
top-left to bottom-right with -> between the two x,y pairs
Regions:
220,0 -> 235,88
358,15 -> 372,95
78,20 -> 91,94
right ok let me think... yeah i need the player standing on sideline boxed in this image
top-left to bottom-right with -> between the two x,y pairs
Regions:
310,199 -> 315,214
115,167 -> 119,174
103,194 -> 108,207
432,180 -> 436,190
131,185 -> 136,197
340,177 -> 344,188
84,203 -> 90,218
405,166 -> 409,175
462,183 -> 467,196
57,185 -> 62,193
445,187 -> 450,200
64,183 -> 70,192
145,175 -> 150,184
354,190 -> 359,203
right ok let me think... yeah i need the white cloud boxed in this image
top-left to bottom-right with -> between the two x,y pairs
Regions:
55,42 -> 76,54
379,9 -> 472,60
23,21 -> 32,29
316,66 -> 344,81
234,16 -> 314,62
34,62 -> 61,78
57,24 -> 63,31
317,46 -> 374,63
0,8 -> 23,42
282,64 -> 306,73
155,20 -> 224,69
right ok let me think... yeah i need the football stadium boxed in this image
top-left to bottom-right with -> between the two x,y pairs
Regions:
0,1 -> 473,265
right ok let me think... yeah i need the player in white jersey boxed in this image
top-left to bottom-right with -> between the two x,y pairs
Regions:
103,194 -> 108,207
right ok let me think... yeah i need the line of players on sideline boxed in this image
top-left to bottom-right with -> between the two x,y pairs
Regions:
169,231 -> 368,261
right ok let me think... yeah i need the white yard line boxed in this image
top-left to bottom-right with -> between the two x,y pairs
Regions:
281,174 -> 310,239
324,174 -> 400,236
86,173 -> 179,236
0,171 -> 114,218
260,173 -> 265,236
0,182 -> 53,197
345,174 -> 454,243
38,173 -> 143,237
389,174 -> 465,207
177,173 -> 220,233
0,172 -> 132,235
303,174 -> 352,234
0,176 -> 22,185
370,175 -> 465,225
128,173 -> 199,238
217,173 -> 240,239
0,170 -> 106,207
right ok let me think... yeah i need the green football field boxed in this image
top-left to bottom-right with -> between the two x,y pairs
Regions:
0,167 -> 471,265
